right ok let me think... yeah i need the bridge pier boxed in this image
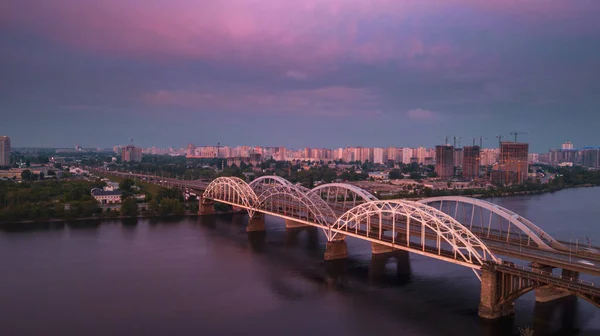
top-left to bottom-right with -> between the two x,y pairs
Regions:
285,219 -> 309,229
324,240 -> 348,260
246,213 -> 265,232
198,197 -> 214,215
532,263 -> 573,303
478,263 -> 515,320
369,250 -> 411,283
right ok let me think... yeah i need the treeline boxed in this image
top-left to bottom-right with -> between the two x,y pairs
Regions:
0,180 -> 105,222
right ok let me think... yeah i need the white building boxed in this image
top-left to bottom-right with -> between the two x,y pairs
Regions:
91,188 -> 122,204
373,148 -> 387,164
402,148 -> 413,164
562,142 -> 574,150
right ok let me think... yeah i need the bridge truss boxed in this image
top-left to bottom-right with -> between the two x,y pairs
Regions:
204,176 -> 505,272
417,196 -> 567,252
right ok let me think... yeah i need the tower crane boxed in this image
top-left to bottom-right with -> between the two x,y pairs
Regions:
496,134 -> 504,147
508,132 -> 527,142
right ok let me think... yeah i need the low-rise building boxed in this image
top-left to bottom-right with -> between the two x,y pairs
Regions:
91,188 -> 122,204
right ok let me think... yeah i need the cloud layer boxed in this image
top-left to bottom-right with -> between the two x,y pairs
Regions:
1,0 -> 600,150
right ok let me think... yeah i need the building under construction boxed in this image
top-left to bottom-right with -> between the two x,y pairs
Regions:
435,145 -> 455,179
493,142 -> 529,184
462,146 -> 480,179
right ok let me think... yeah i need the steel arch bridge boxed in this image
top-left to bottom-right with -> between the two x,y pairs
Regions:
331,200 -> 499,271
203,176 -> 501,271
417,196 -> 568,252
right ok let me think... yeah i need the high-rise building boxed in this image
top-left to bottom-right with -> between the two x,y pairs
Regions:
186,144 -> 196,157
435,145 -> 454,179
562,142 -> 574,150
373,148 -> 387,164
480,148 -> 500,166
528,153 -> 539,164
580,148 -> 600,169
122,145 -> 143,162
549,148 -> 577,166
462,146 -> 480,179
415,147 -> 427,164
0,136 -> 10,166
402,147 -> 412,164
497,142 -> 529,184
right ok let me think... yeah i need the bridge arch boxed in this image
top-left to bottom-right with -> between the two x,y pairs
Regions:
203,177 -> 259,216
333,200 -> 499,269
417,196 -> 567,252
250,175 -> 310,194
256,183 -> 339,240
309,183 -> 378,214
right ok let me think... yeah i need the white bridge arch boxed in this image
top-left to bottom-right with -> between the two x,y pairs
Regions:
417,196 -> 567,252
203,176 -> 259,217
333,200 -> 499,270
309,183 -> 378,215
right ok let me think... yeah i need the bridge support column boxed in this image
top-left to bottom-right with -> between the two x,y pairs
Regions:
478,263 -> 515,319
324,240 -> 348,261
371,242 -> 394,254
562,269 -> 579,281
198,197 -> 214,215
285,219 -> 309,229
532,263 -> 571,303
246,213 -> 265,232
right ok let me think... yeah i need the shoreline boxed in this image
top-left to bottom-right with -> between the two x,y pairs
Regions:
0,210 -> 247,227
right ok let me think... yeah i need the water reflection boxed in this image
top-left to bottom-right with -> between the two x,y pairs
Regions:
284,226 -> 319,251
247,230 -> 267,253
67,219 -> 101,230
369,251 -> 412,285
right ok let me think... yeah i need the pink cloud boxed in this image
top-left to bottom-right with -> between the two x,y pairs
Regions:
141,86 -> 381,117
2,0 -> 462,67
406,108 -> 440,120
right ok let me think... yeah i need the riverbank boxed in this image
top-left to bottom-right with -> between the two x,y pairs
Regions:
0,209 -> 247,227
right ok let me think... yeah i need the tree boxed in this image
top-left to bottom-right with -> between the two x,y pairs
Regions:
21,170 -> 32,181
121,197 -> 138,217
389,169 -> 402,180
410,172 -> 421,180
119,178 -> 135,192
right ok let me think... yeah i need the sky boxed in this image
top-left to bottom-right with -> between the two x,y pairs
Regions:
1,0 -> 600,152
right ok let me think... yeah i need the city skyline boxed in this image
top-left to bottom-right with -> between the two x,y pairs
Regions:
2,1 -> 600,152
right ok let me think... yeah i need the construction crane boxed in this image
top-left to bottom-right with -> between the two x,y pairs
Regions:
508,132 -> 527,142
453,136 -> 462,148
472,137 -> 487,148
478,137 -> 487,148
496,134 -> 504,147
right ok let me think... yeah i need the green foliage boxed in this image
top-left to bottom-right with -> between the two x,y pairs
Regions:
120,197 -> 138,217
0,179 -> 104,222
388,169 -> 402,180
21,170 -> 32,181
157,198 -> 185,216
119,178 -> 135,192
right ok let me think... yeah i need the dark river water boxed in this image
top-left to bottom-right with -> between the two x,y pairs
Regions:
1,187 -> 600,336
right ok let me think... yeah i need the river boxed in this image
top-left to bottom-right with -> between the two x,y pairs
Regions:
1,187 -> 599,335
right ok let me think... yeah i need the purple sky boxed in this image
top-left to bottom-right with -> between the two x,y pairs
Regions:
2,0 -> 600,152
